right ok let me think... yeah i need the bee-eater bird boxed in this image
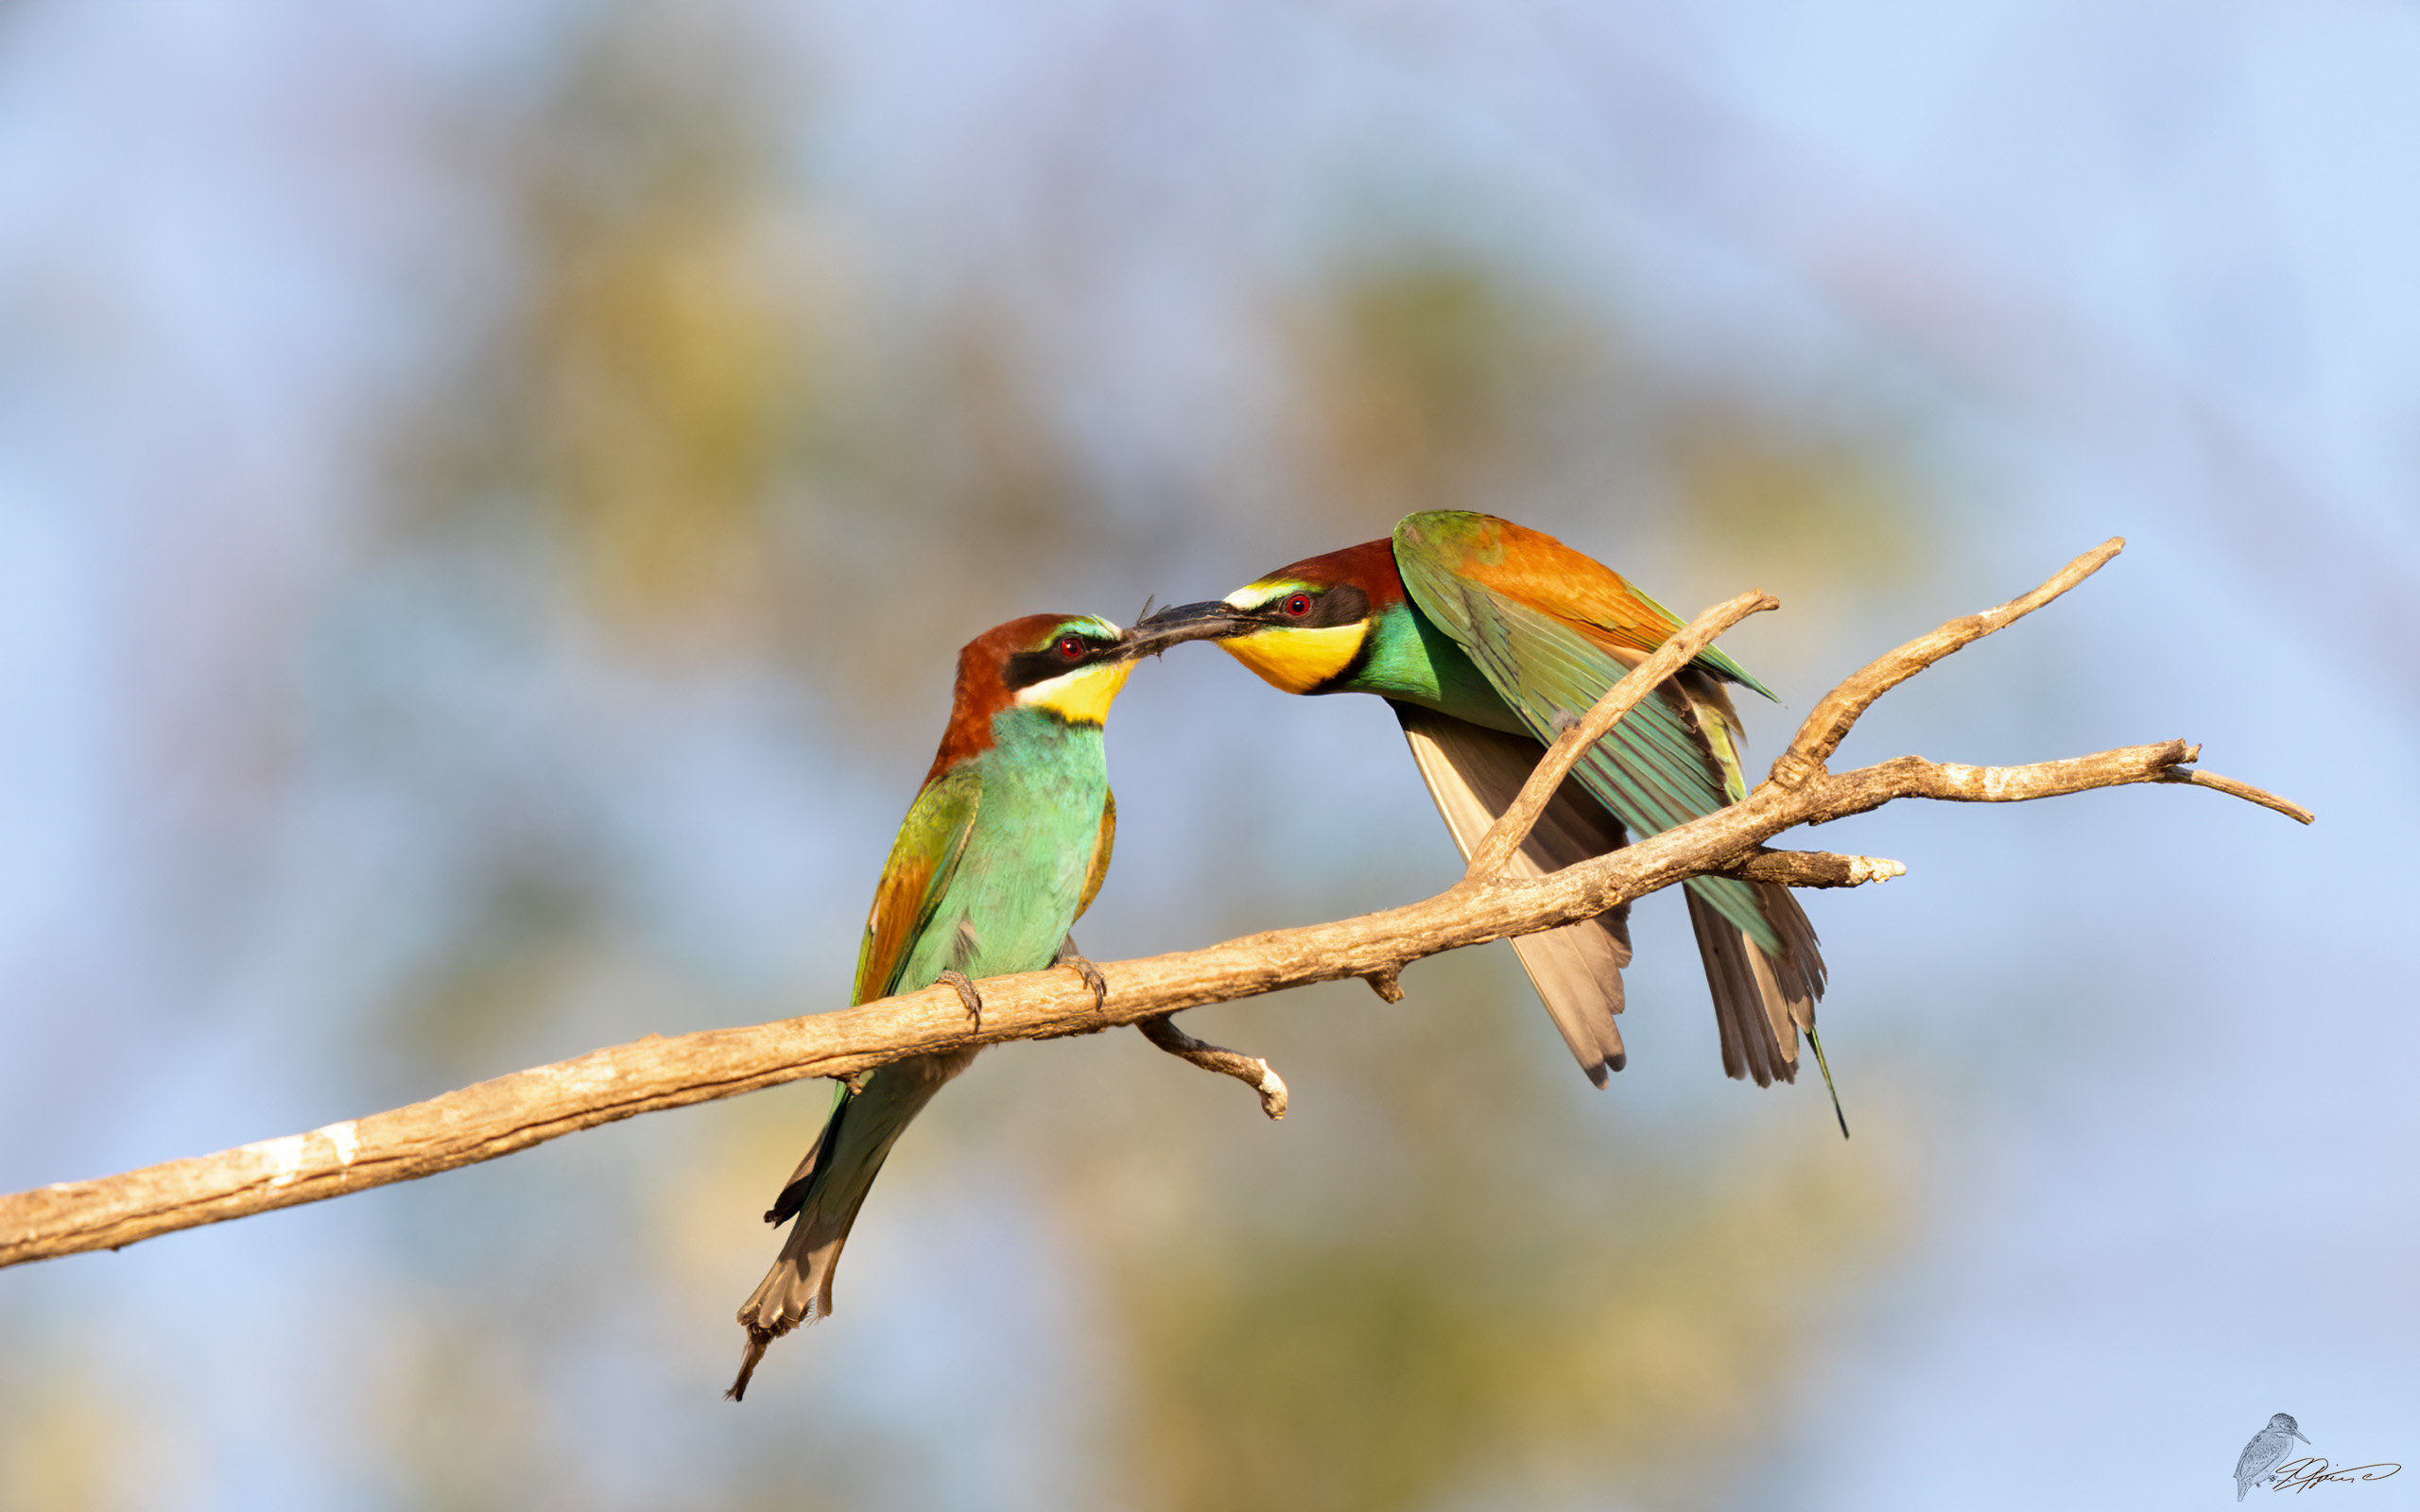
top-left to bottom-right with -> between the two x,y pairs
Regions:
728,612 -> 1149,1400
1139,510 -> 1833,1110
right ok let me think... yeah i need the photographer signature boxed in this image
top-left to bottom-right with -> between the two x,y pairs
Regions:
2267,1458 -> 2403,1494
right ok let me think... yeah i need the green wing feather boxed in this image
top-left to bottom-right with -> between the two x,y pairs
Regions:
1393,512 -> 1782,954
853,765 -> 983,1005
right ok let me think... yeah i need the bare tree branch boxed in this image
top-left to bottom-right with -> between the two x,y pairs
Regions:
0,541 -> 2309,1272
1719,849 -> 1907,888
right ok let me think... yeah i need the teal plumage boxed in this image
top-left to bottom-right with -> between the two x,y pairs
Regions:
1138,512 -> 1831,1108
728,613 -> 1132,1400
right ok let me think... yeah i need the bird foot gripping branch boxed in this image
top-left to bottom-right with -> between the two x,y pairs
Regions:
1054,936 -> 1111,1012
937,969 -> 984,1028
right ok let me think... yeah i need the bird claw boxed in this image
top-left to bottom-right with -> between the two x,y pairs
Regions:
938,969 -> 984,1030
1055,937 -> 1109,1010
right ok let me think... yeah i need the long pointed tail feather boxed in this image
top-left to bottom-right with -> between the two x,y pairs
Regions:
727,1049 -> 977,1400
1806,1026 -> 1849,1139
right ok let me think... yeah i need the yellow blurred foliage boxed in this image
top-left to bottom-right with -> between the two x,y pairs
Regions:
1290,252 -> 1594,523
397,5 -> 816,652
2,1370 -> 115,1512
536,210 -> 795,637
1664,410 -> 1922,599
1115,1128 -> 1895,1512
999,943 -> 1910,1512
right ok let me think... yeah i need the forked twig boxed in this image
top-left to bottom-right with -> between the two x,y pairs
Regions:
1773,538 -> 2124,782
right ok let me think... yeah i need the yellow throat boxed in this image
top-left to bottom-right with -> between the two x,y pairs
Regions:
1216,622 -> 1367,695
1016,660 -> 1132,726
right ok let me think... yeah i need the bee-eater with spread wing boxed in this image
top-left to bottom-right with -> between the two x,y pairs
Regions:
728,613 -> 1149,1400
1140,510 -> 1835,1113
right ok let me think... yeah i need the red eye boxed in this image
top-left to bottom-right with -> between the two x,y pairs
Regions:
1283,593 -> 1314,619
1056,635 -> 1086,660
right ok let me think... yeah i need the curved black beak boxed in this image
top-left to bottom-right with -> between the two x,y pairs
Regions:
1121,599 -> 1255,658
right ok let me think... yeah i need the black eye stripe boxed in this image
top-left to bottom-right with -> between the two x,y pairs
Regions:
1254,583 -> 1368,628
1005,630 -> 1117,690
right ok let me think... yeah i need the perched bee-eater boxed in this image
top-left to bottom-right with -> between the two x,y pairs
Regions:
1140,510 -> 1831,1105
728,613 -> 1150,1400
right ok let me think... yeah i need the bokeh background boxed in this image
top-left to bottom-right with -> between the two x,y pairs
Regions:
4,2 -> 2415,1508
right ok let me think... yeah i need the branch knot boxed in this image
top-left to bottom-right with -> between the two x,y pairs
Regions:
1768,752 -> 1824,791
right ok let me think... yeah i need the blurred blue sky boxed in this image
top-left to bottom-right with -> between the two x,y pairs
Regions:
3,2 -> 2417,1508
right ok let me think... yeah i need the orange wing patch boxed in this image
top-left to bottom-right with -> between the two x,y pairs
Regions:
1074,789 -> 1115,922
1409,512 -> 1683,656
